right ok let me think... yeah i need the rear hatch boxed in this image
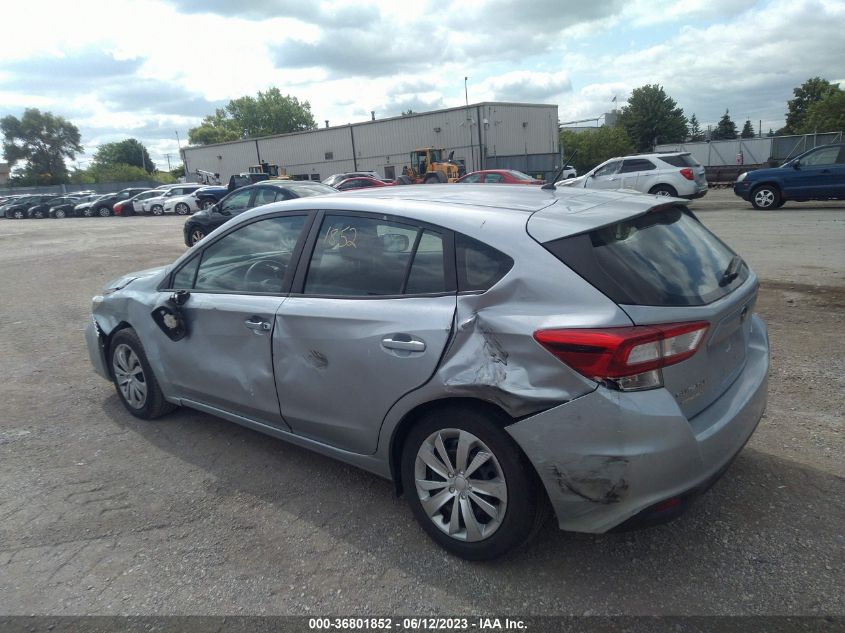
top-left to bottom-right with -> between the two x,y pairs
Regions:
661,153 -> 707,187
532,201 -> 755,418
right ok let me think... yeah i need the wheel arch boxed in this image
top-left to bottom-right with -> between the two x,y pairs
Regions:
388,397 -> 518,495
101,320 -> 135,379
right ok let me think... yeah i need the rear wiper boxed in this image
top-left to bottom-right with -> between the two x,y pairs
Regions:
719,255 -> 743,286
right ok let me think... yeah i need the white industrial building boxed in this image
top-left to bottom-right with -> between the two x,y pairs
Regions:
180,102 -> 560,183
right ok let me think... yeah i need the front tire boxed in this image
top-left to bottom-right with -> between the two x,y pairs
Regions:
53,209 -> 67,219
110,328 -> 176,419
751,185 -> 781,210
31,209 -> 45,219
188,226 -> 206,246
401,407 -> 546,560
12,210 -> 25,219
83,207 -> 95,217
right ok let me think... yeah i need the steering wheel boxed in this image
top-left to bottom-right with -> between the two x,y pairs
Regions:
244,259 -> 283,290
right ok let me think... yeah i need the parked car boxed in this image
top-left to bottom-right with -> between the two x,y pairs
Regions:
194,185 -> 229,210
50,194 -> 100,218
457,169 -> 545,184
334,176 -> 393,191
322,171 -> 383,187
734,143 -> 845,209
141,185 -> 204,215
183,180 -> 337,246
113,190 -> 162,216
27,195 -> 81,219
227,173 -> 272,192
559,153 -> 708,199
87,184 -> 768,560
163,193 -> 199,216
88,188 -> 151,217
4,194 -> 60,219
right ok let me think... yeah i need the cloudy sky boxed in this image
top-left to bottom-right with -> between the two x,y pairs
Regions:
1,0 -> 843,170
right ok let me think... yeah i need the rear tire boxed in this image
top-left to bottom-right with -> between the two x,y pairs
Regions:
200,199 -> 216,210
395,175 -> 413,186
12,210 -> 25,219
31,209 -> 45,219
97,206 -> 112,217
175,202 -> 190,215
53,209 -> 67,219
151,205 -> 164,216
83,207 -> 95,217
649,184 -> 677,197
401,406 -> 546,560
751,185 -> 781,210
109,328 -> 176,420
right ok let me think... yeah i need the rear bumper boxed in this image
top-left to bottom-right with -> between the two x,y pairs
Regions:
507,314 -> 769,533
682,188 -> 708,199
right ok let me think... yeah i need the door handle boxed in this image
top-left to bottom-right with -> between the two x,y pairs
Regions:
244,317 -> 271,332
381,337 -> 426,352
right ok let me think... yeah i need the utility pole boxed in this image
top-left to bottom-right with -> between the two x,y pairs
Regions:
175,131 -> 186,180
165,154 -> 172,171
465,77 -> 474,171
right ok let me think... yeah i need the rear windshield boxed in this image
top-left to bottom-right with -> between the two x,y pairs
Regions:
507,170 -> 536,181
543,206 -> 748,306
660,154 -> 699,168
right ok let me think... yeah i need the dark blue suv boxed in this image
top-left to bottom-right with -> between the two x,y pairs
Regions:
734,143 -> 845,209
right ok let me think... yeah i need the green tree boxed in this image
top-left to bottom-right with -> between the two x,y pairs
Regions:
1,108 -> 83,184
767,128 -> 775,137
712,109 -> 738,140
559,125 -> 635,174
740,119 -> 755,138
784,77 -> 843,134
93,138 -> 155,173
798,89 -> 845,133
687,113 -> 705,141
188,87 -> 317,145
618,84 -> 687,151
169,163 -> 186,180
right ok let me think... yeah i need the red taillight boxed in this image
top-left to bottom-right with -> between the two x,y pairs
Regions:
533,321 -> 709,389
680,168 -> 694,180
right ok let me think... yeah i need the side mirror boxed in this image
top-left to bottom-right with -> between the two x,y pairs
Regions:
792,160 -> 801,170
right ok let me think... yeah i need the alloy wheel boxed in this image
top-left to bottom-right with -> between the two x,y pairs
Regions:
175,203 -> 189,215
190,228 -> 206,245
754,188 -> 775,208
112,343 -> 148,409
414,428 -> 508,542
54,209 -> 66,219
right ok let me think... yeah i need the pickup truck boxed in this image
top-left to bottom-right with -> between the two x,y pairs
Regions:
194,186 -> 229,210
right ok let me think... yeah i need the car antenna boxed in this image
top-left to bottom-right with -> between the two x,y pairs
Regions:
541,150 -> 577,190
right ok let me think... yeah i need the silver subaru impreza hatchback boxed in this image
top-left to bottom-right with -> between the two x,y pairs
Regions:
86,184 -> 768,560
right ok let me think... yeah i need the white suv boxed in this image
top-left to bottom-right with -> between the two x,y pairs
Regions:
558,152 -> 708,199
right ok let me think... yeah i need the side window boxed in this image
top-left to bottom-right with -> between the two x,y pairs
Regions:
190,215 -> 306,293
172,256 -> 200,289
462,173 -> 481,183
253,187 -> 278,207
406,230 -> 446,294
220,189 -> 253,214
619,159 -> 656,173
485,173 -> 504,183
456,234 -> 513,292
304,214 -> 436,296
593,161 -> 621,177
802,146 -> 839,166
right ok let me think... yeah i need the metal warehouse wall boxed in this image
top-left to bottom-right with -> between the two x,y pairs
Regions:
181,102 -> 559,183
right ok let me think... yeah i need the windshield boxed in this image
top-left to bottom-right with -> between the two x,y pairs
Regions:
289,184 -> 337,197
507,170 -> 536,181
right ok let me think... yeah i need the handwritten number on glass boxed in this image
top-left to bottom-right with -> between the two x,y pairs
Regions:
324,225 -> 358,248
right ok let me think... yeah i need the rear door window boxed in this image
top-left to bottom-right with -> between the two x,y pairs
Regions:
619,159 -> 656,173
543,206 -> 747,306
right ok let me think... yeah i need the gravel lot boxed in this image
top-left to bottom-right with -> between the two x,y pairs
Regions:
0,189 -> 842,616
